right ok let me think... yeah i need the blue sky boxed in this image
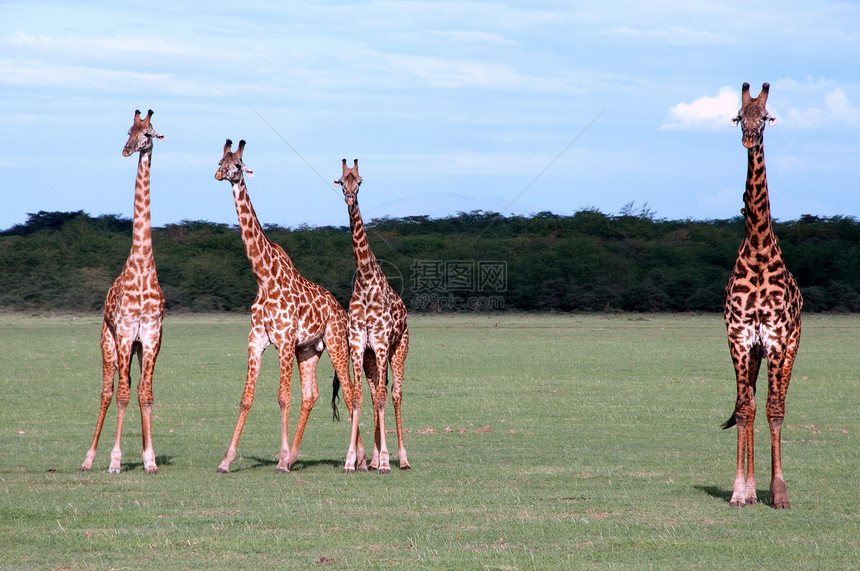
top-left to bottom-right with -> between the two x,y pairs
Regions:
2,1 -> 859,230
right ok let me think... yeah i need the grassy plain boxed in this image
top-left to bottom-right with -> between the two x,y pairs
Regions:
0,312 -> 857,569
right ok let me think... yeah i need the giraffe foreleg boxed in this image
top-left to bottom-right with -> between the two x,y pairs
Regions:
217,327 -> 267,473
274,343 -> 298,473
137,329 -> 162,475
766,324 -> 801,509
362,352 -> 382,471
372,348 -> 391,474
81,321 -> 118,472
344,338 -> 368,473
727,343 -> 761,507
329,318 -> 366,473
109,339 -> 135,474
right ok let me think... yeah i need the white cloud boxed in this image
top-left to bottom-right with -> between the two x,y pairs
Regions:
661,86 -> 738,130
1,30 -> 245,62
0,58 -> 248,97
782,88 -> 860,128
375,51 -> 528,91
602,25 -> 728,46
429,30 -> 518,46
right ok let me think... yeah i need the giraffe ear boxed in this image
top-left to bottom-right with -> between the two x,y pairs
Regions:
731,115 -> 741,127
765,114 -> 776,126
242,166 -> 254,178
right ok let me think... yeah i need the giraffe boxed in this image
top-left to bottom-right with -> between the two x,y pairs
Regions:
335,159 -> 410,474
80,109 -> 166,475
214,140 -> 360,473
723,83 -> 802,509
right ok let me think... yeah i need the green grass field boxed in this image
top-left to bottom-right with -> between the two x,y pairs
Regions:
1,313 -> 857,569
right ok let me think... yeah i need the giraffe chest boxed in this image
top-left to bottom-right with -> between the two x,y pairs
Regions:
349,282 -> 407,342
724,250 -> 802,335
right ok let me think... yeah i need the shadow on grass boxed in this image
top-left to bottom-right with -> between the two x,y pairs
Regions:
121,455 -> 174,473
226,455 -> 344,473
695,485 -> 775,506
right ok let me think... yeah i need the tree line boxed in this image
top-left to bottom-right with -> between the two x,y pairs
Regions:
2,208 -> 859,313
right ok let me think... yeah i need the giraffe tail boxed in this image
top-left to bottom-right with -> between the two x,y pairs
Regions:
722,382 -> 756,429
331,373 -> 341,422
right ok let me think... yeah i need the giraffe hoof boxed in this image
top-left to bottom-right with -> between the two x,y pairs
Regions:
399,462 -> 411,470
216,467 -> 229,474
344,466 -> 356,474
378,467 -> 391,475
275,465 -> 291,474
770,480 -> 790,509
357,464 -> 369,472
145,467 -> 159,475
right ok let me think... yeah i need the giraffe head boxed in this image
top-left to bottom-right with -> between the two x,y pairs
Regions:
334,159 -> 363,206
215,139 -> 254,183
122,110 -> 165,157
731,83 -> 775,149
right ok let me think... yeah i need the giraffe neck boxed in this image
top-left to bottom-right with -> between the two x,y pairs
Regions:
348,200 -> 380,282
130,149 -> 156,265
740,142 -> 776,252
232,178 -> 280,284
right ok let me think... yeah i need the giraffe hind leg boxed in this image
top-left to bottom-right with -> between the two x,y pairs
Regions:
281,345 -> 320,472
